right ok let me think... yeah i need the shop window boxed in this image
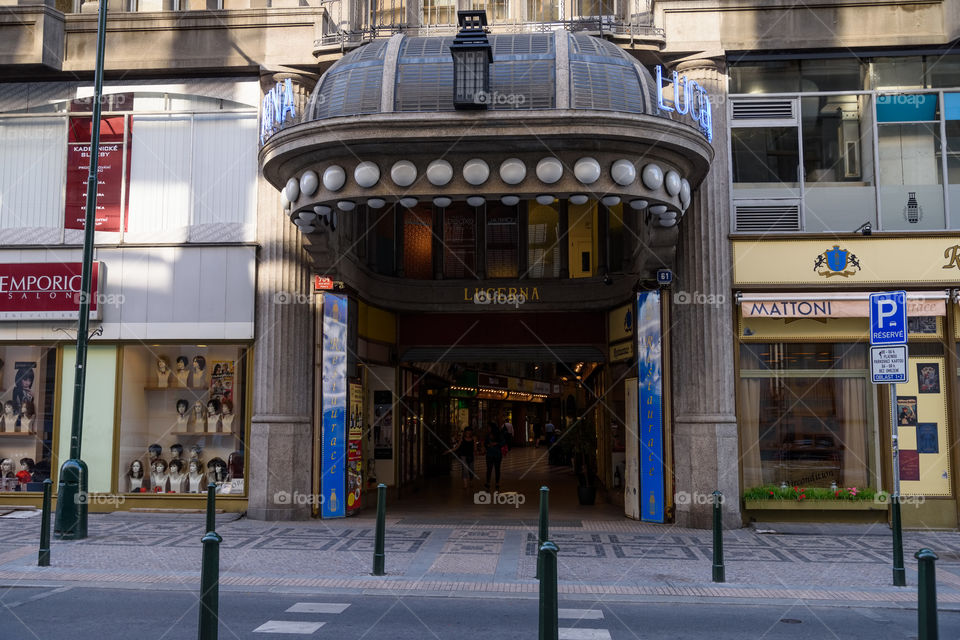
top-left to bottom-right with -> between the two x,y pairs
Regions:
731,127 -> 800,184
526,0 -> 558,22
0,347 -> 56,492
801,94 -> 877,232
568,200 -> 597,279
469,0 -> 508,22
943,96 -> 960,228
800,58 -> 864,93
871,57 -> 925,90
739,343 -> 876,492
929,54 -> 960,89
403,206 -> 434,279
373,207 -> 396,276
443,205 -> 477,279
486,204 -> 519,278
423,0 -> 455,24
608,203 -> 624,271
878,122 -> 944,230
119,346 -> 247,495
527,201 -> 560,278
729,61 -> 801,94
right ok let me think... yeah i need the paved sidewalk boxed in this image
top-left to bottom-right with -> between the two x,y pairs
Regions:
1,510 -> 959,607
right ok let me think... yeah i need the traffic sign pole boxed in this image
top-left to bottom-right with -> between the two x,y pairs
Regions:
869,291 -> 908,587
891,382 -> 906,586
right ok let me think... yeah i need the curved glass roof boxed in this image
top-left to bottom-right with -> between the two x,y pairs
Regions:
306,32 -> 664,120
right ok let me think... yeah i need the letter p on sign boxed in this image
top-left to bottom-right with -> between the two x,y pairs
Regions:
869,291 -> 908,345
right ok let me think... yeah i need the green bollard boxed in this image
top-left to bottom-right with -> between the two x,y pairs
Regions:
373,483 -> 386,576
712,490 -> 725,583
892,495 -> 906,586
38,479 -> 52,567
198,530 -> 223,640
916,548 -> 939,640
537,486 -> 549,580
538,541 -> 558,640
205,483 -> 216,533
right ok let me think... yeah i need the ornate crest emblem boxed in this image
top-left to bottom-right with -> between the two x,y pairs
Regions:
813,245 -> 861,278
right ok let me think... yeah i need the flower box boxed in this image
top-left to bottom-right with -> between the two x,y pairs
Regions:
744,499 -> 887,511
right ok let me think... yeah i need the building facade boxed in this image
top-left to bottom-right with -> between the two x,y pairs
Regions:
1,0 -> 958,528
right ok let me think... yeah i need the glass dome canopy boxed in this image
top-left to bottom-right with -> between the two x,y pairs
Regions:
305,32 -> 664,121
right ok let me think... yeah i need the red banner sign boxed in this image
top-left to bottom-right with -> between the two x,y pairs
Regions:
314,276 -> 334,291
64,116 -> 130,232
0,263 -> 102,320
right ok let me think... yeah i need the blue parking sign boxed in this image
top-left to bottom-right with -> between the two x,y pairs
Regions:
869,291 -> 907,345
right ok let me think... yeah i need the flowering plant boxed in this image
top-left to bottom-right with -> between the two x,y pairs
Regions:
744,484 -> 878,502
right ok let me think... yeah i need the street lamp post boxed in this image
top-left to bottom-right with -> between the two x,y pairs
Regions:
53,0 -> 110,540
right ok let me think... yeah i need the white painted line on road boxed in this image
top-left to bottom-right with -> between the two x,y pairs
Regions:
253,621 -> 326,634
558,609 -> 604,620
286,603 -> 352,614
559,629 -> 611,640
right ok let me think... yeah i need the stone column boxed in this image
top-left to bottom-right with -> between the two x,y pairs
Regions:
670,57 -> 741,529
247,73 -> 317,521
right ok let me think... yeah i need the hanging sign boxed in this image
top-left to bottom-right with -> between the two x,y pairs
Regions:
346,381 -> 363,515
321,293 -> 348,518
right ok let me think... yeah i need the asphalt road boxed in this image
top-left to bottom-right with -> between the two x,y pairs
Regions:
0,586 -> 956,639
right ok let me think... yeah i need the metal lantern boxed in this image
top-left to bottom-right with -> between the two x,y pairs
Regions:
450,11 -> 493,109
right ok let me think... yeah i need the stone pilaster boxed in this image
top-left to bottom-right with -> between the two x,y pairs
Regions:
248,90 -> 315,520
670,57 -> 741,529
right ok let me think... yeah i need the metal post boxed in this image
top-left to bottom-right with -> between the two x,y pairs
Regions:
538,541 -> 558,640
38,479 -> 52,567
712,489 -> 725,583
915,548 -> 939,640
373,483 -> 386,576
205,483 -> 216,533
198,531 -> 222,640
54,0 -> 110,542
536,485 -> 548,579
891,384 -> 906,587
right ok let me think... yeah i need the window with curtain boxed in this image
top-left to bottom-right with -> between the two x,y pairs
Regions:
443,205 -> 477,279
739,343 -> 875,491
527,201 -> 559,278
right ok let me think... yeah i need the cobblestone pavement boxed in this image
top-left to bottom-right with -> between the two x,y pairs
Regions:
0,511 -> 959,606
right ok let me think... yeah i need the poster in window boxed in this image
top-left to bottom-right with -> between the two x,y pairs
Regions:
896,396 -> 917,427
373,390 -> 393,460
347,382 -> 363,515
210,361 -> 235,405
899,450 -> 920,481
2,362 -> 37,433
917,423 -> 939,454
916,362 -> 940,393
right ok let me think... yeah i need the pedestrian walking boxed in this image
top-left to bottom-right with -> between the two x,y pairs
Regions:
484,422 -> 505,492
502,418 -> 514,450
452,427 -> 477,489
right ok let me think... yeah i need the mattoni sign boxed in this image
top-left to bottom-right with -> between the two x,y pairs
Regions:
0,262 -> 103,320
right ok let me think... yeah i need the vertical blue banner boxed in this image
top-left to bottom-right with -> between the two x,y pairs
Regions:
321,293 -> 347,518
637,291 -> 665,523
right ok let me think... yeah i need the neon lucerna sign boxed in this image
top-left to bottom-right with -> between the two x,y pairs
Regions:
655,66 -> 712,142
260,78 -> 297,145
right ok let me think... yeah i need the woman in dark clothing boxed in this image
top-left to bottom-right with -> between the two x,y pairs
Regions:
484,422 -> 504,491
453,427 -> 477,489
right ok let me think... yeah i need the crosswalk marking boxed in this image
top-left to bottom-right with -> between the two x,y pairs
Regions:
559,629 -> 612,640
558,609 -> 604,620
286,603 -> 352,614
253,621 -> 326,634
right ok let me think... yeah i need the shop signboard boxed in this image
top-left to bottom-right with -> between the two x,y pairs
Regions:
347,381 -> 363,515
321,293 -> 348,518
637,291 -> 665,523
0,262 -> 102,320
64,116 -> 130,232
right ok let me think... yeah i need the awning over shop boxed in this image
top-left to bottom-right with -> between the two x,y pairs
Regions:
738,291 -> 948,318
